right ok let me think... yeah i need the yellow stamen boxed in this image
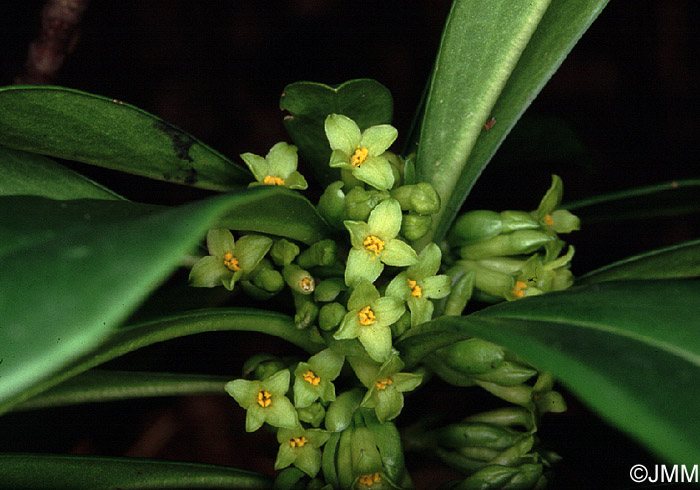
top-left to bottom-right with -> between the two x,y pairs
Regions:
350,146 -> 369,167
263,175 -> 285,186
358,306 -> 376,326
256,390 -> 272,408
302,370 -> 321,387
223,252 -> 241,271
363,235 -> 385,261
299,276 -> 315,293
407,279 -> 422,298
543,214 -> 555,226
375,378 -> 393,390
358,472 -> 382,487
289,435 -> 308,448
511,280 -> 528,299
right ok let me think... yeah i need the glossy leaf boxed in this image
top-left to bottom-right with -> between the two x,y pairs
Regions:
280,79 -> 393,186
0,454 -> 272,489
4,308 -> 323,415
0,145 -> 123,200
577,238 -> 700,284
0,85 -> 250,190
15,370 -> 230,411
415,0 -> 609,248
0,189 -> 326,414
565,179 -> 700,223
397,280 -> 700,466
212,186 -> 332,244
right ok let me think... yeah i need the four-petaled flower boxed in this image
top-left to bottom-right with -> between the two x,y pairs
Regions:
293,348 -> 345,408
240,141 -> 308,190
352,352 -> 422,423
274,427 -> 330,477
226,369 -> 299,432
324,114 -> 398,191
532,174 -> 580,234
386,243 -> 452,326
189,229 -> 272,291
334,280 -> 404,362
344,199 -> 418,286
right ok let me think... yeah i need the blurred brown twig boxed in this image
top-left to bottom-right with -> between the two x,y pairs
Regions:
14,0 -> 91,84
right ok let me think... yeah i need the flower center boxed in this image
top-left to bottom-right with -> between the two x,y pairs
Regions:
289,435 -> 308,448
358,306 -> 376,326
511,280 -> 528,299
302,370 -> 321,386
263,175 -> 285,186
358,472 -> 382,488
256,390 -> 272,408
543,214 -> 555,226
363,235 -> 385,260
223,252 -> 241,271
375,377 -> 392,390
407,279 -> 422,298
299,276 -> 315,293
350,146 -> 369,167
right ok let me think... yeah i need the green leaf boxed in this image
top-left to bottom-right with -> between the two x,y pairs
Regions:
15,370 -> 230,411
0,85 -> 250,190
0,454 -> 272,489
0,189 -> 327,414
397,280 -> 700,466
280,79 -> 393,186
564,179 -> 700,223
415,0 -> 609,248
213,186 -> 332,245
577,238 -> 700,284
2,308 -> 324,415
0,145 -> 123,200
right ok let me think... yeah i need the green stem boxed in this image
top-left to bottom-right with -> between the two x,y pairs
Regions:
564,179 -> 700,210
15,370 -> 231,411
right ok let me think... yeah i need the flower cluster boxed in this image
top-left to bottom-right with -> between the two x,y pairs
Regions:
188,114 -> 577,488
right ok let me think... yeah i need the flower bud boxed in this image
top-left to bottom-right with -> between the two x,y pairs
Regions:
317,181 -> 345,230
293,291 -> 319,329
242,354 -> 287,381
401,213 -> 432,241
460,230 -> 557,260
438,338 -> 505,375
325,388 -> 363,432
470,361 -> 538,387
448,210 -> 540,247
297,401 -> 326,427
314,278 -> 346,303
435,423 -> 524,451
283,264 -> 315,294
454,463 -> 543,490
270,239 -> 300,267
319,302 -> 346,331
463,407 -> 535,431
297,239 -> 338,268
343,187 -> 390,222
391,183 -> 441,215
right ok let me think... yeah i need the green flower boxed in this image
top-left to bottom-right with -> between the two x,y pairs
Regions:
344,199 -> 418,287
293,348 -> 345,408
385,243 -> 451,326
324,114 -> 397,190
240,141 -> 308,190
189,229 -> 272,291
275,427 -> 330,477
334,280 -> 405,362
532,174 -> 580,234
352,352 -> 422,423
225,369 -> 299,432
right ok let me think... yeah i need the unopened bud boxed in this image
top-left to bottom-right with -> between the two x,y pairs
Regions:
401,213 -> 432,241
343,187 -> 389,222
438,338 -> 505,375
391,183 -> 441,215
317,181 -> 345,230
270,239 -> 300,267
319,302 -> 346,331
460,230 -> 556,260
297,239 -> 338,268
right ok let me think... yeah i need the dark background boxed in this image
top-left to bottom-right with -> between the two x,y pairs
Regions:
1,1 -> 699,488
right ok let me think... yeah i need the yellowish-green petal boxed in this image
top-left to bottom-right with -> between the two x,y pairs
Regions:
325,114 -> 361,154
